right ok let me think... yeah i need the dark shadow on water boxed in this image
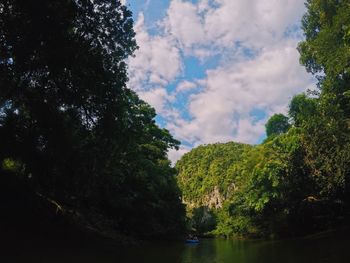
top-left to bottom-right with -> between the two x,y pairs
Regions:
1,228 -> 350,263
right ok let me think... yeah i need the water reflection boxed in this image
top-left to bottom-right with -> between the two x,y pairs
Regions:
119,231 -> 350,263
4,230 -> 350,263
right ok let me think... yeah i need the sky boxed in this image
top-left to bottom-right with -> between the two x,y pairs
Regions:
123,0 -> 315,164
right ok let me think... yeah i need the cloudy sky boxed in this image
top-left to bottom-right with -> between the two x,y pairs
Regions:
124,0 -> 315,163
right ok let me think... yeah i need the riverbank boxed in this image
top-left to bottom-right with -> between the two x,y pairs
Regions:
0,174 -> 140,253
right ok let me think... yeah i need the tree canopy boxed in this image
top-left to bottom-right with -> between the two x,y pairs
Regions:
0,0 -> 184,239
299,0 -> 350,78
265,113 -> 291,138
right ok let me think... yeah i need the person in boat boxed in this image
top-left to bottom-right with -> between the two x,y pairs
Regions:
187,234 -> 198,240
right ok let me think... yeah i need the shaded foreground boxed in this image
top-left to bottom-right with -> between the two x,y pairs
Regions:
1,228 -> 350,263
0,0 -> 185,241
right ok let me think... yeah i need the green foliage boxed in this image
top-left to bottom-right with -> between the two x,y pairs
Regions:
176,142 -> 252,205
290,89 -> 350,200
289,94 -> 318,126
177,0 -> 350,238
187,206 -> 217,234
298,0 -> 350,202
299,0 -> 350,77
230,129 -> 313,236
0,0 -> 184,238
2,158 -> 22,173
176,142 -> 252,235
177,129 -> 316,238
265,114 -> 291,138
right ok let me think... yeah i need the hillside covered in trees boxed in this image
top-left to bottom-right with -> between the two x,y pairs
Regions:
177,0 -> 350,238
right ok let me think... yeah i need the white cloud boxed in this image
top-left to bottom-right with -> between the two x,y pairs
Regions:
127,13 -> 183,115
165,0 -> 206,49
163,0 -> 306,52
127,0 -> 315,162
176,80 -> 197,93
138,88 -> 172,114
167,145 -> 191,165
234,118 -> 266,143
128,13 -> 182,92
167,41 -> 314,145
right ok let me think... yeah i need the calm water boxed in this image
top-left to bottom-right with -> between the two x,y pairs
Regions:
4,230 -> 350,263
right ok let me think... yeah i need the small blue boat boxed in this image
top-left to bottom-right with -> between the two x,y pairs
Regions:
185,239 -> 199,244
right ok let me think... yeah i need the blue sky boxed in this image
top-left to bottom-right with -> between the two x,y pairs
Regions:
124,0 -> 315,163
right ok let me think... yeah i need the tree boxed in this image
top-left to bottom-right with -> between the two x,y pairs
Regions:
265,114 -> 291,138
289,93 -> 317,126
299,0 -> 350,78
298,0 -> 350,203
0,0 -> 137,197
0,0 -> 184,238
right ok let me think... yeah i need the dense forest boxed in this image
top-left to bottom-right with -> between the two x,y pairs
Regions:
177,0 -> 350,238
0,0 -> 185,242
1,0 -> 350,245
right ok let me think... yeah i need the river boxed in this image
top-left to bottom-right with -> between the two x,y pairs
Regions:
4,229 -> 350,263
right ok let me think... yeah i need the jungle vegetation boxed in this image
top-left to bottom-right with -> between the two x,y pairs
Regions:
0,0 -> 185,240
176,0 -> 350,238
0,0 -> 349,242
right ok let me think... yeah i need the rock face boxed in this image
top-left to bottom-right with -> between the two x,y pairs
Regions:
183,186 -> 224,209
203,186 -> 223,209
181,186 -> 226,234
176,142 -> 252,233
